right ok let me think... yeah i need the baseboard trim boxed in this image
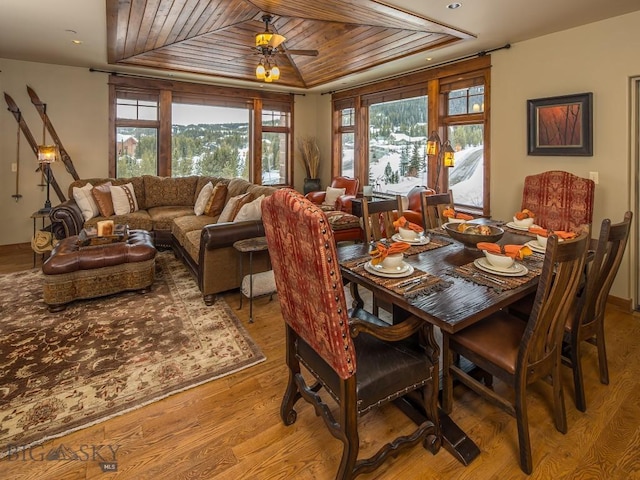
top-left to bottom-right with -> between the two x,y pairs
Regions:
0,242 -> 33,255
607,295 -> 632,313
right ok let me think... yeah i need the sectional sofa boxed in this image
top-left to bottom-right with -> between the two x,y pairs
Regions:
50,175 -> 277,304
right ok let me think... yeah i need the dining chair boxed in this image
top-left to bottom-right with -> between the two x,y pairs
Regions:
442,230 -> 590,474
261,188 -> 440,479
521,170 -> 595,231
359,196 -> 403,243
420,190 -> 454,229
565,211 -> 632,412
400,185 -> 436,227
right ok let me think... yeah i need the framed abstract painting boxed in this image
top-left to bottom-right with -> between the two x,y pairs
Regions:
527,92 -> 593,156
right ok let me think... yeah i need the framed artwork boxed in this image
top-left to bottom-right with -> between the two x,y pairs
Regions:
527,92 -> 593,156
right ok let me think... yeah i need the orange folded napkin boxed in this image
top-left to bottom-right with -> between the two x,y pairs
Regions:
528,227 -> 577,239
442,207 -> 473,220
514,208 -> 535,220
393,216 -> 424,232
369,241 -> 411,265
477,242 -> 533,260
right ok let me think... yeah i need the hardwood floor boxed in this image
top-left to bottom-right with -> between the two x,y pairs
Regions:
1,243 -> 639,479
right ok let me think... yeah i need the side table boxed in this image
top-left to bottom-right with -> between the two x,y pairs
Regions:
233,236 -> 272,323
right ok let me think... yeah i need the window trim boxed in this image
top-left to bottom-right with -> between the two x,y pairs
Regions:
331,56 -> 491,216
109,75 -> 294,184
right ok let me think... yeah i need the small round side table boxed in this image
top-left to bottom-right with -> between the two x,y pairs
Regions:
233,236 -> 270,323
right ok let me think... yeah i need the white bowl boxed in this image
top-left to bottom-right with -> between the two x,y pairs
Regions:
398,226 -> 419,240
513,216 -> 534,228
536,234 -> 548,248
381,253 -> 404,270
484,251 -> 515,269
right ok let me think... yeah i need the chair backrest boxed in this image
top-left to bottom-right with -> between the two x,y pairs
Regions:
575,211 -> 633,330
360,196 -> 403,243
261,188 -> 356,380
521,170 -> 595,231
330,176 -> 360,197
420,190 -> 453,229
523,230 -> 590,368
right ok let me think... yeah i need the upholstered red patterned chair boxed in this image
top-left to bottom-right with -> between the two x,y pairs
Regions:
305,175 -> 360,213
262,188 -> 440,479
521,171 -> 595,231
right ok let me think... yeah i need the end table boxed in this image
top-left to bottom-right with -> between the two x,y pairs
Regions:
233,236 -> 271,323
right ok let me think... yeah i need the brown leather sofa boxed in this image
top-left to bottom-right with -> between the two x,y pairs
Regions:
50,175 -> 277,305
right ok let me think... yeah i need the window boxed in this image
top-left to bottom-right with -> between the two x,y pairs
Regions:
114,92 -> 159,177
331,56 -> 491,215
109,76 -> 293,184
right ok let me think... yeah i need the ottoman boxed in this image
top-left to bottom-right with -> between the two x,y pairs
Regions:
324,210 -> 363,242
42,229 -> 157,312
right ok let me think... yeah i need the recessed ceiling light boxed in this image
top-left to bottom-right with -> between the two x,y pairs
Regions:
447,3 -> 462,9
426,57 -> 433,61
71,40 -> 82,45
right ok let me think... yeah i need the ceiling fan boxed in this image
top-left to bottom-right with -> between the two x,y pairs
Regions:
255,14 -> 319,58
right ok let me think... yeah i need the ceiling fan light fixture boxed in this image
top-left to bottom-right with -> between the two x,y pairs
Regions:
256,63 -> 266,79
270,65 -> 280,80
264,72 -> 273,83
255,32 -> 273,48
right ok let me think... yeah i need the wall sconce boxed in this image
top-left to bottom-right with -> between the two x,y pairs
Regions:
426,131 -> 455,193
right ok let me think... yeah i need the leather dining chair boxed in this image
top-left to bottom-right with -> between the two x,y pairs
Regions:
565,211 -> 632,412
261,188 -> 440,479
401,185 -> 436,227
521,170 -> 595,231
420,190 -> 454,229
442,230 -> 590,474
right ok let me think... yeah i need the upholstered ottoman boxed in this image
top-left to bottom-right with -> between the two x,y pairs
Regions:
324,210 -> 363,242
42,230 -> 157,312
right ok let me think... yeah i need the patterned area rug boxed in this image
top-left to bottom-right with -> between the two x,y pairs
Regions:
0,252 -> 265,456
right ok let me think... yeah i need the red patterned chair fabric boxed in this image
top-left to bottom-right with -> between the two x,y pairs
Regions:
521,171 -> 595,231
305,176 -> 360,213
261,188 -> 439,478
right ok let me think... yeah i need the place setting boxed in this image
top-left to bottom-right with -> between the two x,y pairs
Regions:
391,216 -> 452,254
504,208 -> 540,234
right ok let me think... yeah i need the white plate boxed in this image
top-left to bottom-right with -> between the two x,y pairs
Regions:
525,240 -> 546,254
391,233 -> 430,245
364,261 -> 414,278
505,221 -> 533,231
474,258 -> 529,277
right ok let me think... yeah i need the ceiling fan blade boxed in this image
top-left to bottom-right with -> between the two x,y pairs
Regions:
268,34 -> 286,48
284,49 -> 319,56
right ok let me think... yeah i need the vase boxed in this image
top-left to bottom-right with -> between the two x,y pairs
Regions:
303,178 -> 321,194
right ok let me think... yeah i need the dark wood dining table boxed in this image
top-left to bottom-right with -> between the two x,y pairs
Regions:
337,222 -> 543,465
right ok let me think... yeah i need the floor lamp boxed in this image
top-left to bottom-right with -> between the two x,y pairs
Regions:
37,145 -> 58,213
426,131 -> 455,193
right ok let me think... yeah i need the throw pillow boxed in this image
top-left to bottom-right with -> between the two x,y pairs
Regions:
91,182 -> 114,217
234,194 -> 265,222
217,192 -> 254,223
110,182 -> 139,215
194,181 -> 214,216
73,183 -> 99,221
323,186 -> 346,207
203,183 -> 228,217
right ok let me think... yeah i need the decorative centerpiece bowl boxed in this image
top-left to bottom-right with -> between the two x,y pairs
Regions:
443,223 -> 505,249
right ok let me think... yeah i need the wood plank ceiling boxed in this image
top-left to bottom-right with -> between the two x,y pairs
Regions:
107,0 -> 473,89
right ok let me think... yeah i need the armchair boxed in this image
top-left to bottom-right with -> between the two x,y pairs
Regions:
305,176 -> 360,213
401,185 -> 436,227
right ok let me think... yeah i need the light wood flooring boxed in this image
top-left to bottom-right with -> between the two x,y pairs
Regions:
1,243 -> 639,479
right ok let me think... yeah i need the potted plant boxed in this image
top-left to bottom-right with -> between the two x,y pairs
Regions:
297,136 -> 321,194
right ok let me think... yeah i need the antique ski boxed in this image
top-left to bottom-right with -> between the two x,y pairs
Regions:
27,86 -> 80,181
4,92 -> 66,202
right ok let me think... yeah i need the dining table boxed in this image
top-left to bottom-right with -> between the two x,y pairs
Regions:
337,220 -> 545,465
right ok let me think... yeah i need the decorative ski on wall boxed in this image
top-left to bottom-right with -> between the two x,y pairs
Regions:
27,86 -> 80,181
4,92 -> 66,203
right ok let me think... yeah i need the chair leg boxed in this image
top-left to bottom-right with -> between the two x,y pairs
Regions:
336,381 -> 359,480
442,335 -> 453,414
280,327 -> 301,426
595,323 -> 610,385
514,383 -> 533,475
552,355 -> 568,434
570,338 -> 587,413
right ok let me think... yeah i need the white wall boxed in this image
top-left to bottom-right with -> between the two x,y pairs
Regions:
0,59 -> 109,245
491,10 -> 640,301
